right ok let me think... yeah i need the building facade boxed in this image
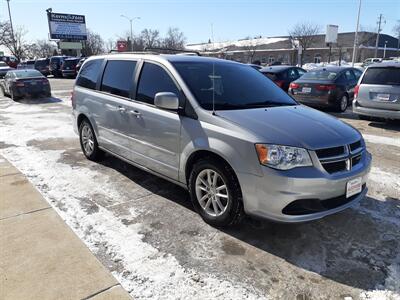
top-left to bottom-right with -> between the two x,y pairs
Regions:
186,32 -> 399,65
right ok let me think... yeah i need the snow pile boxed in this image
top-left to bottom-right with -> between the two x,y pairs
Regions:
302,60 -> 353,71
362,134 -> 400,148
0,98 -> 267,299
186,37 -> 288,52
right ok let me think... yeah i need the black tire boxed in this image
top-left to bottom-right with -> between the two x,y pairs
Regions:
335,94 -> 348,112
10,89 -> 19,101
188,158 -> 244,227
79,119 -> 104,161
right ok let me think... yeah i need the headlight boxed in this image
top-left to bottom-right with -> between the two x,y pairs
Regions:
255,144 -> 312,170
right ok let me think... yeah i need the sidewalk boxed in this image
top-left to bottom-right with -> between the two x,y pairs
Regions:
0,155 -> 131,300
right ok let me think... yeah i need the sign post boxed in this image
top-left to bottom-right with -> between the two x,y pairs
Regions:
325,25 -> 338,64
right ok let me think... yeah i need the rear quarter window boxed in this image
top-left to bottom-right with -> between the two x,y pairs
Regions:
361,68 -> 400,85
76,59 -> 103,90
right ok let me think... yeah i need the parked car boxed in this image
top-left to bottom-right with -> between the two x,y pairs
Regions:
72,54 -> 371,226
75,57 -> 87,73
17,60 -> 36,70
34,58 -> 50,76
50,56 -> 69,77
1,69 -> 51,100
289,66 -> 363,112
362,58 -> 382,68
0,61 -> 15,78
247,64 -> 263,71
0,55 -> 18,68
260,66 -> 306,92
61,58 -> 80,78
353,62 -> 400,121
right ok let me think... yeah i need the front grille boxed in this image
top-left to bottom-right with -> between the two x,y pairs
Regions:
316,146 -> 345,159
316,140 -> 363,174
350,141 -> 362,152
322,161 -> 346,173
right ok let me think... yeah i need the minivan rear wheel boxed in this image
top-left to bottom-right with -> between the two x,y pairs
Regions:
79,120 -> 104,161
189,158 -> 244,227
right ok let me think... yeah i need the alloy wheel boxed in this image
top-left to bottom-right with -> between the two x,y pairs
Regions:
195,169 -> 229,217
81,124 -> 95,155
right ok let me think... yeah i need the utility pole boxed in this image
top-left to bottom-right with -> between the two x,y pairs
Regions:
120,15 -> 140,51
374,14 -> 384,58
351,0 -> 362,66
6,0 -> 16,54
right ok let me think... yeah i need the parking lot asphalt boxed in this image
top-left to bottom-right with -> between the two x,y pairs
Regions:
0,78 -> 399,299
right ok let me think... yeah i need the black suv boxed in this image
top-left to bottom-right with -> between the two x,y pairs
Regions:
49,56 -> 69,77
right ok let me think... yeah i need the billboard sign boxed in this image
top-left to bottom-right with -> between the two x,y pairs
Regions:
117,40 -> 128,52
325,24 -> 338,44
48,12 -> 87,40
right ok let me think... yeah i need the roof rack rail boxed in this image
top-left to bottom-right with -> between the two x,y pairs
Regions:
144,47 -> 201,56
108,50 -> 160,55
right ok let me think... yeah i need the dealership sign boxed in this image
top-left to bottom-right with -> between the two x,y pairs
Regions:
47,12 -> 87,40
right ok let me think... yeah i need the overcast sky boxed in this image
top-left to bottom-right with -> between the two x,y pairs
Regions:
1,0 -> 399,45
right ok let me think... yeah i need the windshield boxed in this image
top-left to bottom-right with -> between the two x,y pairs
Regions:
362,68 -> 400,85
172,61 -> 297,110
300,69 -> 338,80
35,59 -> 49,67
15,70 -> 43,78
64,59 -> 79,67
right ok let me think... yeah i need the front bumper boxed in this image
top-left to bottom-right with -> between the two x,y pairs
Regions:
353,99 -> 400,120
237,149 -> 372,222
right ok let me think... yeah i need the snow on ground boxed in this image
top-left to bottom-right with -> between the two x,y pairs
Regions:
0,98 -> 266,299
363,134 -> 400,148
1,95 -> 399,299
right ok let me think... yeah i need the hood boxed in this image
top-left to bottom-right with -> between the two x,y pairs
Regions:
217,105 -> 361,150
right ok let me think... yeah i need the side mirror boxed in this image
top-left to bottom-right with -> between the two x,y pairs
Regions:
154,92 -> 179,110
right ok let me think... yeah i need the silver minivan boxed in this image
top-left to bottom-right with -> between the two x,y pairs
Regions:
353,62 -> 400,120
72,53 -> 371,226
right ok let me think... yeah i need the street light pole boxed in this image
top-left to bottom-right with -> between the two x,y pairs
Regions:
383,41 -> 387,58
351,0 -> 361,67
6,0 -> 16,53
121,15 -> 140,51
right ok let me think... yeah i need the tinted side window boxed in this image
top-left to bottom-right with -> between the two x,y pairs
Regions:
353,69 -> 362,79
136,62 -> 179,105
287,68 -> 297,79
76,59 -> 103,90
344,70 -> 356,81
101,60 -> 136,98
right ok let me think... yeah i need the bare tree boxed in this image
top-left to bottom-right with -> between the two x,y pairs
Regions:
242,37 -> 261,63
162,27 -> 186,50
0,21 -> 29,60
105,38 -> 115,53
288,22 -> 321,65
141,29 -> 160,49
82,29 -> 105,56
27,39 -> 57,58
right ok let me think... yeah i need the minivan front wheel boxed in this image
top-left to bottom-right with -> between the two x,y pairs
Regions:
189,158 -> 244,227
79,120 -> 104,161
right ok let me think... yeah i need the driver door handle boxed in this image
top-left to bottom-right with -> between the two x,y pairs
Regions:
128,110 -> 141,118
118,106 -> 126,113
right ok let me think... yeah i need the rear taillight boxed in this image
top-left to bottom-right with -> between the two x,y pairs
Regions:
274,80 -> 284,88
290,82 -> 300,89
354,85 -> 360,99
316,84 -> 336,91
71,91 -> 76,108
